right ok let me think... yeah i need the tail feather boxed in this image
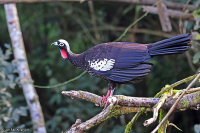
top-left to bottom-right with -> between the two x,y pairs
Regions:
148,34 -> 191,56
150,46 -> 190,56
152,34 -> 189,46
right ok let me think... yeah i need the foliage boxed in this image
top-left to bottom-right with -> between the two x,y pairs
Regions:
0,1 -> 200,133
0,44 -> 28,129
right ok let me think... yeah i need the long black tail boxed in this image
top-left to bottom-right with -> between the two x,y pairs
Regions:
148,34 -> 191,56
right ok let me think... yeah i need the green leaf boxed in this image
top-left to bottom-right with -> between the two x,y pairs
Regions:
193,52 -> 200,64
135,5 -> 142,14
4,92 -> 12,98
196,34 -> 200,40
3,116 -> 9,122
12,114 -> 20,122
49,94 -> 61,105
18,106 -> 28,116
193,9 -> 200,18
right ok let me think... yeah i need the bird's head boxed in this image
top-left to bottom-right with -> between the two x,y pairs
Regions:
51,39 -> 70,59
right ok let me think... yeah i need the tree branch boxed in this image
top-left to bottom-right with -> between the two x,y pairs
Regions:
88,0 -> 100,43
0,0 -> 197,12
62,90 -> 200,110
151,72 -> 200,133
143,6 -> 195,22
64,95 -> 150,133
155,74 -> 199,98
65,105 -> 148,133
155,0 -> 172,32
62,89 -> 200,132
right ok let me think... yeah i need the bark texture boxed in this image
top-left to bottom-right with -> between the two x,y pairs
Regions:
4,4 -> 46,133
143,6 -> 195,22
155,0 -> 172,32
62,90 -> 200,133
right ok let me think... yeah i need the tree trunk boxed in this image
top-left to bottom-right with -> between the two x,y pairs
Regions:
4,4 -> 46,133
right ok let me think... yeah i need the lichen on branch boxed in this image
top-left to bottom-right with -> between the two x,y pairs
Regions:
62,89 -> 200,133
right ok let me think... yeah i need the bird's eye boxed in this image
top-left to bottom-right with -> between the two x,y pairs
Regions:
59,43 -> 64,46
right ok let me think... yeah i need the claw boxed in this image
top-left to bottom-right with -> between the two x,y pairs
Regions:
99,89 -> 112,108
103,100 -> 109,110
100,84 -> 116,109
100,95 -> 106,107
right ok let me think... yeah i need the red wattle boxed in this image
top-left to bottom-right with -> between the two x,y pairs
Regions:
61,49 -> 68,58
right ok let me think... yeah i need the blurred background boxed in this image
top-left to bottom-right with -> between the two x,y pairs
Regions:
0,0 -> 200,132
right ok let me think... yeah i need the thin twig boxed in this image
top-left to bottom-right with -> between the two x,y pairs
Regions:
34,71 -> 87,88
88,0 -> 100,43
144,92 -> 169,126
186,51 -> 196,72
151,72 -> 200,133
124,107 -> 146,133
72,26 -> 175,38
155,74 -> 199,97
114,0 -> 162,42
72,15 -> 99,45
131,6 -> 139,42
187,87 -> 200,93
125,74 -> 199,133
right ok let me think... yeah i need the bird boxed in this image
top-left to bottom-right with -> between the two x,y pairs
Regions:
51,34 -> 191,108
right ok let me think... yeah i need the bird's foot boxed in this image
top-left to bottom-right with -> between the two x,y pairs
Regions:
100,95 -> 110,107
100,89 -> 115,109
103,100 -> 109,110
100,97 -> 110,110
100,89 -> 111,107
103,96 -> 118,110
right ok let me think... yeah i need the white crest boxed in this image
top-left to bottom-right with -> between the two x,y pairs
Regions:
88,58 -> 115,71
58,39 -> 70,52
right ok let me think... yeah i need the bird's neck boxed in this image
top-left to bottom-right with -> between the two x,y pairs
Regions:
65,48 -> 83,69
65,48 -> 76,60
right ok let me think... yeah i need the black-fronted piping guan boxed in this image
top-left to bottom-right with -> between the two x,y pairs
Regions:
51,34 -> 191,108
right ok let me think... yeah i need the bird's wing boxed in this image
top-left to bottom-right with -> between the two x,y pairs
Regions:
85,42 -> 152,82
113,42 -> 151,68
84,42 -> 120,72
107,63 -> 152,82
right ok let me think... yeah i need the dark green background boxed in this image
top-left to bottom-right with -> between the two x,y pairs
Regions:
0,1 -> 200,133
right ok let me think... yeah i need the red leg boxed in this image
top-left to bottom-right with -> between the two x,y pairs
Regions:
100,89 -> 111,106
100,89 -> 115,109
100,82 -> 116,109
110,89 -> 114,96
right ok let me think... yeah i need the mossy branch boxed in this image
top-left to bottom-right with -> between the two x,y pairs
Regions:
62,89 -> 200,133
158,109 -> 168,133
62,90 -> 200,110
152,73 -> 200,133
65,101 -> 150,133
155,74 -> 199,98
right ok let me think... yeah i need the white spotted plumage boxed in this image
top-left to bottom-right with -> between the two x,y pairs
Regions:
88,58 -> 115,71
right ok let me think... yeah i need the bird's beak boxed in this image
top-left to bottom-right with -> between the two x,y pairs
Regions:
51,42 -> 58,46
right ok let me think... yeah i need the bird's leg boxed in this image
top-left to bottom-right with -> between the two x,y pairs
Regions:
100,82 -> 116,109
103,88 -> 115,109
110,89 -> 115,96
100,89 -> 111,107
